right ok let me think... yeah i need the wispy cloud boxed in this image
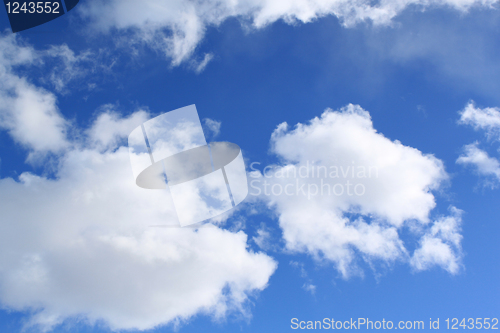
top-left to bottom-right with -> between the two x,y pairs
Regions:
290,261 -> 317,295
78,0 -> 498,66
203,117 -> 221,139
192,53 -> 214,73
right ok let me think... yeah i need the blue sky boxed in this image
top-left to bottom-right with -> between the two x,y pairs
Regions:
0,1 -> 499,332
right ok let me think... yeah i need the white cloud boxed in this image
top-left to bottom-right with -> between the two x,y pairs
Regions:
1,34 -> 108,95
0,35 -> 126,161
302,283 -> 317,295
0,117 -> 277,332
86,104 -> 150,151
0,38 -> 276,331
192,53 -> 214,73
43,44 -> 97,93
459,101 -> 500,140
253,224 -> 273,251
457,102 -> 500,186
358,15 -> 500,101
78,0 -> 498,65
457,142 -> 500,183
41,44 -> 116,94
0,35 -> 69,159
0,75 -> 69,157
411,207 -> 463,274
0,33 -> 39,67
203,118 -> 222,139
289,261 -> 316,294
251,104 -> 460,277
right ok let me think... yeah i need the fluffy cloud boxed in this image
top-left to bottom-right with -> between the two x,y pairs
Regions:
86,104 -> 150,151
459,101 -> 500,140
457,142 -> 500,182
0,35 -> 69,157
411,207 -> 463,274
0,153 -> 276,331
457,102 -> 500,185
251,104 -> 461,277
0,37 -> 276,331
78,0 -> 498,65
0,35 -> 109,159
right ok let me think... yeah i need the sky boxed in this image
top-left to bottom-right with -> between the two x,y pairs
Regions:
0,0 -> 499,332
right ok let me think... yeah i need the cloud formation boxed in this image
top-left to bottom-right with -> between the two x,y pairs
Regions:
0,34 -> 111,159
78,0 -> 498,65
0,35 -> 69,158
251,104 -> 462,277
0,33 -> 469,332
0,36 -> 276,331
457,142 -> 500,182
411,207 -> 463,274
203,118 -> 222,139
457,102 -> 500,185
459,101 -> 500,140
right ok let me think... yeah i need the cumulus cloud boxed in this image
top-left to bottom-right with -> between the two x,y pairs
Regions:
0,37 -> 276,331
0,149 -> 277,331
78,0 -> 498,65
457,102 -> 500,186
457,142 -> 500,182
86,104 -> 150,151
0,34 -> 112,159
411,207 -> 463,274
251,104 -> 460,277
459,101 -> 500,140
